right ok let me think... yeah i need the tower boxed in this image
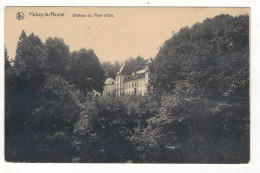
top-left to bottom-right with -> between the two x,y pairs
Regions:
116,64 -> 127,96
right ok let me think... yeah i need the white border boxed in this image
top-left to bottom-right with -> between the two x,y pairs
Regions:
0,0 -> 260,173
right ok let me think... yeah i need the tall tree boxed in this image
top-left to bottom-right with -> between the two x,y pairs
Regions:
101,61 -> 121,79
5,31 -> 47,162
67,48 -> 105,93
45,37 -> 70,75
123,56 -> 147,75
12,32 -> 46,90
5,48 -> 11,71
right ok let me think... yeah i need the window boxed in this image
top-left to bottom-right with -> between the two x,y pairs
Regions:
135,82 -> 136,87
108,92 -> 110,96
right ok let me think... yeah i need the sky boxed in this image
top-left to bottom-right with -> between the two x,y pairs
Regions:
5,7 -> 249,63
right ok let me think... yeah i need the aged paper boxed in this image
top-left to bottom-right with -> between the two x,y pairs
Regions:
5,7 -> 250,164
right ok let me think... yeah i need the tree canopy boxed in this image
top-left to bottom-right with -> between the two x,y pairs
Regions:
101,56 -> 147,79
45,37 -> 70,75
67,48 -> 105,93
149,14 -> 249,94
5,48 -> 11,71
101,61 -> 121,79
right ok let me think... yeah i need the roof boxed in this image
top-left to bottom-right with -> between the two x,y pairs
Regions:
131,69 -> 146,76
104,78 -> 115,85
125,71 -> 145,82
116,64 -> 126,75
117,64 -> 133,75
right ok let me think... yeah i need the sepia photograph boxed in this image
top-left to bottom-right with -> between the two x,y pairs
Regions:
4,7 -> 250,163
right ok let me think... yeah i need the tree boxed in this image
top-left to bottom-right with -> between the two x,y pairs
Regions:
73,96 -> 136,162
12,32 -> 46,90
33,75 -> 84,128
149,14 -> 249,94
5,48 -> 11,71
101,61 -> 121,79
67,48 -> 105,93
6,31 -> 46,131
7,75 -> 86,162
101,56 -> 146,80
124,56 -> 147,75
45,37 -> 70,75
5,31 -> 47,162
146,14 -> 249,163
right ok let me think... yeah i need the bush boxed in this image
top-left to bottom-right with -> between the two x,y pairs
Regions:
73,96 -> 136,162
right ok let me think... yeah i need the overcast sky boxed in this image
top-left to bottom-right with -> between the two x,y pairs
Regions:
5,7 -> 249,63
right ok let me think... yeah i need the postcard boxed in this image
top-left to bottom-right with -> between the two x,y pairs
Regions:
4,7 -> 250,163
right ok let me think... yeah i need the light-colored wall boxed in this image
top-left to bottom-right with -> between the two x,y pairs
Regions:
115,66 -> 149,96
145,66 -> 149,85
124,77 -> 147,96
116,74 -> 126,96
103,84 -> 116,96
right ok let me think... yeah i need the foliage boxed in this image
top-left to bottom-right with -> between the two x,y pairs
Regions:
5,31 -> 105,162
149,14 -> 249,94
5,32 -> 46,135
145,14 -> 249,163
12,32 -> 46,91
44,37 -> 70,75
101,56 -> 147,79
32,74 -> 85,130
72,95 -> 158,162
73,96 -> 132,162
5,32 -> 47,162
101,61 -> 121,79
5,48 -> 11,71
123,56 -> 147,75
67,48 -> 105,93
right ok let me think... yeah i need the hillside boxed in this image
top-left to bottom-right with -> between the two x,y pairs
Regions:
149,14 -> 249,94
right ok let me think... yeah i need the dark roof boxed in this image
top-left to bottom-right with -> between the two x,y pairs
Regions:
116,64 -> 132,76
124,72 -> 145,82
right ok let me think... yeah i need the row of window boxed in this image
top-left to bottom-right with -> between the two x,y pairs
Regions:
124,81 -> 143,89
125,90 -> 145,95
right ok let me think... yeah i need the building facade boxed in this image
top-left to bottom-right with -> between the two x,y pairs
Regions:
116,64 -> 148,96
103,64 -> 149,96
102,78 -> 116,96
122,69 -> 148,96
